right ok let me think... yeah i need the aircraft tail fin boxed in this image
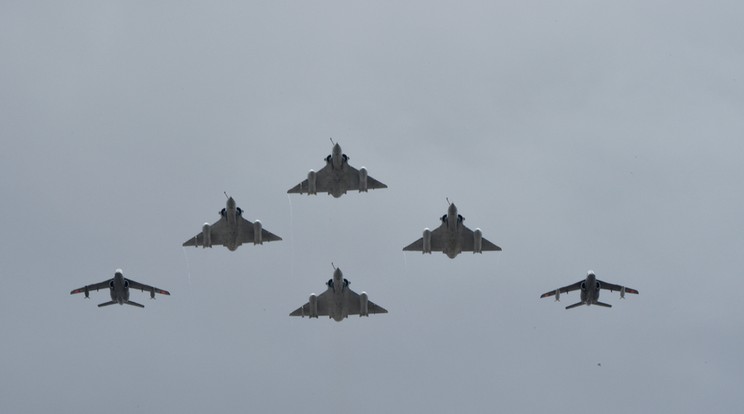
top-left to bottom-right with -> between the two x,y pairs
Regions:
565,301 -> 585,310
594,302 -> 612,308
124,301 -> 145,308
97,301 -> 117,307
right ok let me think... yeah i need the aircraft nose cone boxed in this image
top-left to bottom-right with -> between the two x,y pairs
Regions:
227,197 -> 236,208
333,143 -> 342,153
448,203 -> 457,215
115,268 -> 123,276
333,268 -> 343,279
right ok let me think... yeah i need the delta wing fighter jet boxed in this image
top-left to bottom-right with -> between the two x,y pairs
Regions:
70,269 -> 170,308
287,142 -> 387,198
403,203 -> 501,259
290,268 -> 388,322
183,196 -> 282,251
540,271 -> 639,309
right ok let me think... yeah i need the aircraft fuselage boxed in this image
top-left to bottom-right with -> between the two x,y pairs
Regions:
225,197 -> 238,225
581,272 -> 600,305
331,143 -> 344,170
327,144 -> 351,198
443,203 -> 464,258
110,271 -> 129,304
220,197 -> 242,251
329,268 -> 349,322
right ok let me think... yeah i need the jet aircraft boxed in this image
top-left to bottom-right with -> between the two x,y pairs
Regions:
183,197 -> 282,251
403,203 -> 501,258
287,142 -> 387,198
540,270 -> 639,309
70,269 -> 170,308
290,268 -> 388,322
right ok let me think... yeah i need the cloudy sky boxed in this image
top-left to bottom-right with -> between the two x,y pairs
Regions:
2,1 -> 743,413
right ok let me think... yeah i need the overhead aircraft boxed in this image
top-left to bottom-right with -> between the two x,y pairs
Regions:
287,142 -> 387,198
290,267 -> 388,322
70,269 -> 170,308
540,270 -> 639,309
402,203 -> 501,259
183,196 -> 282,251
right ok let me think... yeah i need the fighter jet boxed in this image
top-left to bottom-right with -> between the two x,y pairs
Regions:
183,196 -> 282,251
70,269 -> 170,308
290,268 -> 388,322
287,142 -> 387,198
403,203 -> 501,259
540,270 -> 639,309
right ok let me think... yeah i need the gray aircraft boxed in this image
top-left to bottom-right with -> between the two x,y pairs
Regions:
540,270 -> 639,309
183,196 -> 282,251
70,269 -> 170,308
290,268 -> 388,321
403,203 -> 501,259
287,142 -> 387,198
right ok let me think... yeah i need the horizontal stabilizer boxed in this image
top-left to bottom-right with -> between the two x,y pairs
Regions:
125,301 -> 145,308
97,301 -> 117,307
565,301 -> 585,310
594,302 -> 612,308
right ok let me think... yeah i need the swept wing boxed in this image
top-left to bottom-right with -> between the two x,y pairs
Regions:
237,217 -> 282,243
182,216 -> 229,247
345,289 -> 388,315
540,281 -> 583,299
289,290 -> 331,317
403,224 -> 447,252
70,280 -> 111,295
127,279 -> 171,296
288,164 -> 387,194
460,224 -> 502,251
598,280 -> 639,294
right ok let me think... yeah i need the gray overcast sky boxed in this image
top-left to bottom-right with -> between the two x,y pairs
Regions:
2,1 -> 743,413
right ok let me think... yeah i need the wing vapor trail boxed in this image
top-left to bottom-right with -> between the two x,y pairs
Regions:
287,194 -> 295,282
181,246 -> 193,286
